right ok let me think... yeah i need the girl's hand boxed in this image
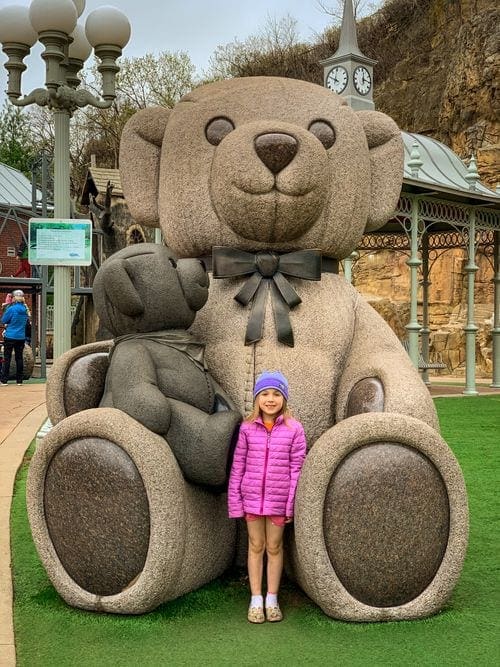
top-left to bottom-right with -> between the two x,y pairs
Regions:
285,517 -> 293,524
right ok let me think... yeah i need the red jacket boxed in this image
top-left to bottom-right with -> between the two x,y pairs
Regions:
228,415 -> 307,518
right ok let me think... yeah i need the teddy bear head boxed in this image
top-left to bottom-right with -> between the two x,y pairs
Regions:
93,244 -> 208,336
119,76 -> 403,261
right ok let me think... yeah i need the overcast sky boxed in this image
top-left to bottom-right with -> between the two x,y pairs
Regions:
0,0 -> 335,102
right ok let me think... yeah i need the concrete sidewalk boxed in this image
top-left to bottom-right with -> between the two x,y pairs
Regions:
426,375 -> 500,398
0,382 -> 47,667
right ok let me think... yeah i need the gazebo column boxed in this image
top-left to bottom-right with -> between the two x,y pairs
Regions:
491,230 -> 500,388
342,250 -> 358,284
343,254 -> 353,283
463,211 -> 478,395
405,197 -> 421,368
420,232 -> 431,384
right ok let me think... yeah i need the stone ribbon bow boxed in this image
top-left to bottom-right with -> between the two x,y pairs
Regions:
212,246 -> 324,347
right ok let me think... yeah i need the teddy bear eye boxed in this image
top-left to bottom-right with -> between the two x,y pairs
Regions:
205,117 -> 235,145
308,120 -> 336,149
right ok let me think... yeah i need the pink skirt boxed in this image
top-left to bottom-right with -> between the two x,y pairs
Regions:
245,513 -> 286,527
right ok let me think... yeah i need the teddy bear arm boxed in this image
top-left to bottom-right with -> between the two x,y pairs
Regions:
106,343 -> 172,434
336,297 -> 438,430
46,341 -> 112,424
165,399 -> 241,487
210,377 -> 239,412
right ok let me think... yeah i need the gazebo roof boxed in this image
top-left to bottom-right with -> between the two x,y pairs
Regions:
401,132 -> 499,206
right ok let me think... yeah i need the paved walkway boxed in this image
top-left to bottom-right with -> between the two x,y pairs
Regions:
0,383 -> 47,667
426,375 -> 500,398
0,377 -> 498,666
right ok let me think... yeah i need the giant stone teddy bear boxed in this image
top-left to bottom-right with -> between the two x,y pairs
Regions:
27,77 -> 468,621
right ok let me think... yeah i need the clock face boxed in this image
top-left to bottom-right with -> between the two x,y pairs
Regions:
326,66 -> 348,94
353,66 -> 371,95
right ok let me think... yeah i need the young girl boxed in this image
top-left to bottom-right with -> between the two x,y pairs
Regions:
228,370 -> 307,623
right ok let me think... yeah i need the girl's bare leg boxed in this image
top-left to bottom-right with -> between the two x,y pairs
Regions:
247,517 -> 266,595
265,518 -> 285,594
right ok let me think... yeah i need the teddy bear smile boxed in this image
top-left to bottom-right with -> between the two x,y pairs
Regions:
236,182 -> 315,197
217,179 -> 327,242
217,182 -> 326,242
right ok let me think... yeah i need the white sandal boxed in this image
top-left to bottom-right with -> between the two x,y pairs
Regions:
248,606 -> 265,623
266,605 -> 283,622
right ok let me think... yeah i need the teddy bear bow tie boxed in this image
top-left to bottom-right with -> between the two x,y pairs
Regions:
212,247 -> 333,347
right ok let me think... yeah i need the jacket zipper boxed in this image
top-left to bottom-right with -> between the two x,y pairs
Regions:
260,425 -> 271,514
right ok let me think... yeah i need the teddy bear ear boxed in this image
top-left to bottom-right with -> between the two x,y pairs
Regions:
103,260 -> 145,318
176,259 -> 209,312
119,106 -> 171,227
357,110 -> 404,233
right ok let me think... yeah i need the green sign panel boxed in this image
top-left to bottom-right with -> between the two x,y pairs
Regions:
29,219 -> 92,266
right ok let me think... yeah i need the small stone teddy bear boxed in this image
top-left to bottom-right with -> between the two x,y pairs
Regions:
27,242 -> 242,611
93,243 -> 241,488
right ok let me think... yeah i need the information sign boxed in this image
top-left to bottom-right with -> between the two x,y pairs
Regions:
29,219 -> 92,266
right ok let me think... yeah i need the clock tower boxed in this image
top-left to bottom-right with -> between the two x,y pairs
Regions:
320,0 -> 376,110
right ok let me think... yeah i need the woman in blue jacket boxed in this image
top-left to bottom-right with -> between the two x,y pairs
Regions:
1,290 -> 29,385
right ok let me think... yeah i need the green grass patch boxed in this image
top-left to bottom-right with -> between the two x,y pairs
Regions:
11,397 -> 500,666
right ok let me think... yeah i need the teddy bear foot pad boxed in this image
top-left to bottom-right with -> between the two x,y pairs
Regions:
292,412 -> 469,621
27,408 -> 236,614
44,437 -> 150,596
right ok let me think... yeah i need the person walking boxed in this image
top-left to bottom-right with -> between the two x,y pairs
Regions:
13,240 -> 31,278
0,290 -> 29,385
228,370 -> 307,624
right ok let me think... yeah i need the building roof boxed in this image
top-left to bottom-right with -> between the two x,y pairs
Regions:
80,167 -> 123,206
0,161 -> 37,207
401,132 -> 499,205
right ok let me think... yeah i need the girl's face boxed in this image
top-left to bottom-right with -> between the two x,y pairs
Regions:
257,389 -> 284,421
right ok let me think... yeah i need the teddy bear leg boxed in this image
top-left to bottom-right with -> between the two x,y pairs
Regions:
27,408 -> 236,614
290,412 -> 468,621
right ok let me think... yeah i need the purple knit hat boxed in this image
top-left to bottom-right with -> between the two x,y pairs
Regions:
253,371 -> 289,401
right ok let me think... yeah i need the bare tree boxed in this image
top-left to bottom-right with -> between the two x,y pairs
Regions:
34,50 -> 199,198
206,14 -> 321,82
316,0 -> 382,24
115,51 -> 196,109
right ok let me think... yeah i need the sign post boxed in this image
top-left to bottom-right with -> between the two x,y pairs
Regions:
29,218 -> 92,357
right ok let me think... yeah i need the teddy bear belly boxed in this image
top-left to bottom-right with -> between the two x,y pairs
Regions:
190,274 -> 356,445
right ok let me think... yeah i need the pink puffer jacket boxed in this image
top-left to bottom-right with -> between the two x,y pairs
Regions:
228,415 -> 307,518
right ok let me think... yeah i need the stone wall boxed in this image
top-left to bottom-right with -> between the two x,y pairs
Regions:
353,247 -> 494,377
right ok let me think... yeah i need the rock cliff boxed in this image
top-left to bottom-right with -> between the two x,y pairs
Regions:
367,0 -> 499,185
353,0 -> 499,377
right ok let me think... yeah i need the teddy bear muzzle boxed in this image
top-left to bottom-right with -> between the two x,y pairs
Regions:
210,123 -> 330,243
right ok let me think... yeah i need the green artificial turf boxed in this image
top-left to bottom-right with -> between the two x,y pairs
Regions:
11,396 -> 500,666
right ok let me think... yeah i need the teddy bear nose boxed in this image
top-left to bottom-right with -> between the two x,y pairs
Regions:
254,133 -> 298,174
